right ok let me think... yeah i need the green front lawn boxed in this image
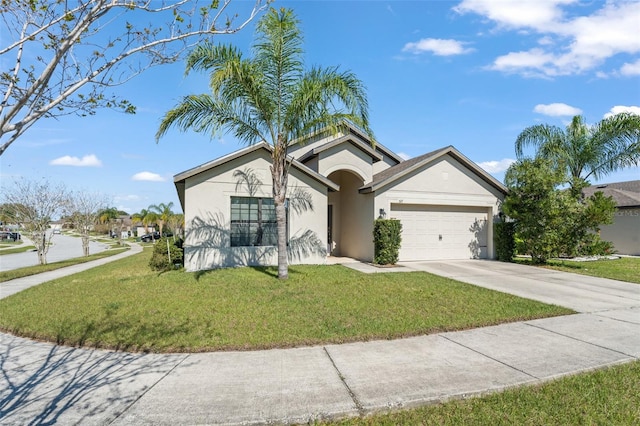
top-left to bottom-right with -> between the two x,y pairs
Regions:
0,250 -> 572,352
516,256 -> 640,284
328,360 -> 640,425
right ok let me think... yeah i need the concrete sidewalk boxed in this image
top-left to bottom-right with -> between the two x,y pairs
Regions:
0,243 -> 142,299
1,258 -> 639,425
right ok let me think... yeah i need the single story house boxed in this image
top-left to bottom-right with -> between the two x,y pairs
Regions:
174,124 -> 507,271
583,180 -> 640,255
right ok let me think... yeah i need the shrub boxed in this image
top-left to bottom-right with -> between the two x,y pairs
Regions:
149,237 -> 184,271
373,219 -> 402,265
494,221 -> 516,262
577,234 -> 616,256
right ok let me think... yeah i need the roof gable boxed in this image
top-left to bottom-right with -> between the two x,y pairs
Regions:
289,121 -> 404,165
173,142 -> 339,210
359,145 -> 508,195
297,134 -> 383,163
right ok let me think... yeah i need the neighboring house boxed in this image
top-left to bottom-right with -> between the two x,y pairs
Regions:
583,180 -> 640,255
174,124 -> 507,271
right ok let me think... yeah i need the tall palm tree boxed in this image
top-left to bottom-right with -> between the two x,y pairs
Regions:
515,113 -> 640,193
156,8 -> 372,279
149,202 -> 175,237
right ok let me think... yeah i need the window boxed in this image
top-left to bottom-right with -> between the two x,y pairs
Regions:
230,197 -> 286,247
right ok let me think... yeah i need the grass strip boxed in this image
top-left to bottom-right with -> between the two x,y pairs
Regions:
0,250 -> 572,352
327,360 -> 640,425
0,247 -> 130,282
515,256 -> 640,284
0,245 -> 36,256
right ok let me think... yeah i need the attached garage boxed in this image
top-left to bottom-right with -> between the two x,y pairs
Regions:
391,204 -> 489,261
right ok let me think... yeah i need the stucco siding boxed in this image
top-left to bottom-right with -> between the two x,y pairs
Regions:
327,171 -> 374,261
182,149 -> 328,271
599,207 -> 640,255
318,143 -> 374,183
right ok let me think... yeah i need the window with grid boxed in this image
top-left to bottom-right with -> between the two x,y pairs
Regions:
230,197 -> 282,247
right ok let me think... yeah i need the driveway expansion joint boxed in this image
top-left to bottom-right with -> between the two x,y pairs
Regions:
322,346 -> 364,416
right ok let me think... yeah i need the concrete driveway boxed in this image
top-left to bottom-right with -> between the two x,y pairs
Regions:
401,259 -> 640,314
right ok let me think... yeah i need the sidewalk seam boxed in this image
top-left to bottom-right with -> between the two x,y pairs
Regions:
107,354 -> 190,425
524,322 -> 639,359
440,335 -> 540,380
323,347 -> 364,416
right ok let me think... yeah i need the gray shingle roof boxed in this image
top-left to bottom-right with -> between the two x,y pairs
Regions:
583,180 -> 640,208
582,180 -> 640,207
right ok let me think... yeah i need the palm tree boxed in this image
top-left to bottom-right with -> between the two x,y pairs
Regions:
167,213 -> 185,241
156,8 -> 372,279
98,207 -> 119,237
149,202 -> 175,237
515,113 -> 640,193
131,208 -> 150,235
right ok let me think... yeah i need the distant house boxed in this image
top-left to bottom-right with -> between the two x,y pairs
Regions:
174,123 -> 507,272
583,180 -> 640,255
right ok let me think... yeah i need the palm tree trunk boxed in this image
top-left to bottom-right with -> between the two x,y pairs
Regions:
272,152 -> 289,280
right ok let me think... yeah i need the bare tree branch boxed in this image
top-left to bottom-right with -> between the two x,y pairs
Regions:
0,0 -> 270,156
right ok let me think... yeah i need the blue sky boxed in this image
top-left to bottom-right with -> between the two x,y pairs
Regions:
1,0 -> 639,215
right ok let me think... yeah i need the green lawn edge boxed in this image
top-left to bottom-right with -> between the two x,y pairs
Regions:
514,256 -> 640,284
0,250 -> 573,353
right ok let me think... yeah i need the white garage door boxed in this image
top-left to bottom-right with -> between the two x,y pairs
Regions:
391,204 -> 489,261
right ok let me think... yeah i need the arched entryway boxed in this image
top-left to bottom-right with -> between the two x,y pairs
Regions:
326,169 -> 373,259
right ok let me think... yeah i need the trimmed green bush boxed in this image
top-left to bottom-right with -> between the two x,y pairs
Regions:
373,219 -> 402,265
494,221 -> 516,262
149,237 -> 184,271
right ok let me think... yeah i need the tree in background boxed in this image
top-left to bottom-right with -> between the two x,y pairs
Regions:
65,190 -> 109,256
1,179 -> 69,264
167,213 -> 185,241
149,202 -> 175,237
131,208 -> 151,235
157,8 -> 372,279
0,0 -> 269,156
515,113 -> 640,195
502,158 -> 615,263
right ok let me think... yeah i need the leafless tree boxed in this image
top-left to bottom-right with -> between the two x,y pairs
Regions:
65,190 -> 110,256
0,0 -> 269,156
1,178 -> 69,264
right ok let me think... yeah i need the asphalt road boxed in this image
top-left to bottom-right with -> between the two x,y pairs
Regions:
0,233 -> 110,272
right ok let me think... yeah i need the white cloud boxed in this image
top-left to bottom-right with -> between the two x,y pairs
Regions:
132,171 -> 166,182
533,103 -> 582,117
620,59 -> 640,76
50,154 -> 102,167
456,0 -> 640,78
397,152 -> 412,161
478,158 -> 516,173
604,105 -> 640,118
454,0 -> 574,31
402,38 -> 474,56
